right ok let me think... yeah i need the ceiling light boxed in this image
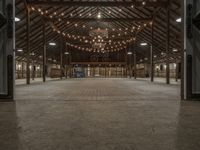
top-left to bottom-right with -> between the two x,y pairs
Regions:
49,42 -> 56,46
142,1 -> 146,5
15,17 -> 20,22
65,52 -> 69,55
17,49 -> 23,52
140,42 -> 147,46
176,18 -> 182,23
173,48 -> 178,52
127,51 -> 132,55
97,12 -> 101,19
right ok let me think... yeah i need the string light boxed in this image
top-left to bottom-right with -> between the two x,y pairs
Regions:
31,6 -> 152,53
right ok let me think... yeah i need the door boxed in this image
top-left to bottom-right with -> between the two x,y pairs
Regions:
0,0 -> 14,100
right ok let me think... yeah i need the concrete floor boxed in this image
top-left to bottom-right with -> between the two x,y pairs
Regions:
15,77 -> 60,85
0,78 -> 200,150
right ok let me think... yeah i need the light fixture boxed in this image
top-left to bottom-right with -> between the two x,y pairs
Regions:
15,17 -> 20,22
65,52 -> 69,55
127,51 -> 132,55
173,48 -> 178,52
142,1 -> 146,5
176,18 -> 182,23
17,49 -> 23,52
97,12 -> 101,19
140,42 -> 147,46
49,42 -> 56,46
174,63 -> 177,68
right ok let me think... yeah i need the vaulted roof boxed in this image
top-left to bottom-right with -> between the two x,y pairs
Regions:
15,0 -> 181,64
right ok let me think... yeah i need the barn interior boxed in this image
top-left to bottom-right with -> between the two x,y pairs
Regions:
0,0 -> 200,150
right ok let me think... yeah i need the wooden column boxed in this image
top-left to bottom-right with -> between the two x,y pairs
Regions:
175,62 -> 178,82
105,65 -> 107,77
150,19 -> 154,82
65,54 -> 68,78
166,2 -> 170,84
125,47 -> 128,78
42,21 -> 46,82
116,64 -> 118,77
150,45 -> 154,82
133,43 -> 137,79
60,36 -> 63,79
69,50 -> 72,78
22,62 -> 24,78
26,6 -> 30,84
130,56 -> 132,78
129,45 -> 132,78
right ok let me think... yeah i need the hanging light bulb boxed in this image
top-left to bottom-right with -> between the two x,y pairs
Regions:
97,12 -> 101,19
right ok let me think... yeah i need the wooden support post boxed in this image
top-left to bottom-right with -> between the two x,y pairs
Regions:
129,45 -> 132,78
116,64 -> 118,77
105,65 -> 107,77
65,55 -> 68,78
175,62 -> 178,82
166,2 -> 170,84
26,6 -> 30,85
69,51 -> 72,78
60,36 -> 63,80
42,22 -> 46,82
130,56 -> 132,78
125,48 -> 128,78
150,19 -> 154,82
22,62 -> 24,78
150,45 -> 154,82
133,44 -> 137,79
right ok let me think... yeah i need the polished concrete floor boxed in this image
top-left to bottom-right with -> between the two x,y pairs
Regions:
0,78 -> 200,150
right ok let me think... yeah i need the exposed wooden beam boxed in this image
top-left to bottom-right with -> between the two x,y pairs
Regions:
46,17 -> 152,22
28,1 -> 168,8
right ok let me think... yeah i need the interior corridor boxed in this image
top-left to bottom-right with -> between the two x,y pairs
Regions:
1,79 -> 200,150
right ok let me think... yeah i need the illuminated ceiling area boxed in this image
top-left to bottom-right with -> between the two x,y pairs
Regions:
15,0 -> 181,64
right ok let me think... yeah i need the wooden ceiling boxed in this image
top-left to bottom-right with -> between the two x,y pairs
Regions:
15,0 -> 181,64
